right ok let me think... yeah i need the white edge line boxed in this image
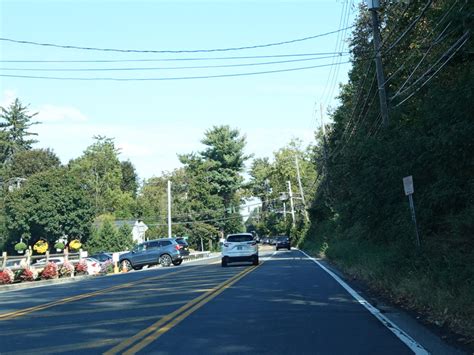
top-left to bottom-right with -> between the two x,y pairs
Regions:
298,249 -> 429,355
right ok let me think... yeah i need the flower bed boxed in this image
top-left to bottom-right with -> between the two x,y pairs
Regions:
75,259 -> 88,275
40,262 -> 58,280
1,268 -> 15,284
59,261 -> 75,277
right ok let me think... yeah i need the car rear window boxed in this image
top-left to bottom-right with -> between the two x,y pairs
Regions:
227,234 -> 253,243
277,236 -> 289,241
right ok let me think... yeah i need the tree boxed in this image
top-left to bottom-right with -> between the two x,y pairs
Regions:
3,167 -> 95,251
6,148 -> 61,179
0,98 -> 39,165
120,160 -> 139,198
69,136 -> 124,215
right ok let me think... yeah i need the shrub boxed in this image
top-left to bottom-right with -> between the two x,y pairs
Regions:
59,261 -> 74,277
1,268 -> 15,284
41,262 -> 58,279
75,259 -> 88,275
19,267 -> 38,282
100,259 -> 114,274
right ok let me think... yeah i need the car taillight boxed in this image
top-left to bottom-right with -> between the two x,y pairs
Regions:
175,245 -> 180,251
224,243 -> 229,247
248,242 -> 256,246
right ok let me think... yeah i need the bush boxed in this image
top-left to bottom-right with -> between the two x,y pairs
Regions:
100,259 -> 114,274
1,268 -> 15,284
19,267 -> 38,282
59,261 -> 74,277
41,262 -> 58,279
75,259 -> 88,275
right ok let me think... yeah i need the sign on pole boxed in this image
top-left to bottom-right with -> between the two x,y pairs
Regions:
403,175 -> 414,196
403,176 -> 420,249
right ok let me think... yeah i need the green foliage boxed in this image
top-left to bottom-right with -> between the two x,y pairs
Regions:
178,125 -> 250,235
120,160 -> 139,198
14,241 -> 27,251
0,98 -> 39,165
6,148 -> 61,179
4,167 -> 94,251
246,139 -> 316,239
86,218 -> 134,254
69,136 -> 124,215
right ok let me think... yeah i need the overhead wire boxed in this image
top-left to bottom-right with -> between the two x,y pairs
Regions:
0,25 -> 355,54
0,54 -> 349,72
0,51 -> 352,63
392,31 -> 470,108
0,60 -> 353,81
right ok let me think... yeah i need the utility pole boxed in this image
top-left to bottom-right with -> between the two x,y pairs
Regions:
368,0 -> 389,127
167,180 -> 172,238
287,181 -> 296,227
294,155 -> 310,222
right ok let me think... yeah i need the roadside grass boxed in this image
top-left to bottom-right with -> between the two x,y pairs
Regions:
300,224 -> 474,341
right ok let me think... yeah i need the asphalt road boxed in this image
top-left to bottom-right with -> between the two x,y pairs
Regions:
0,248 -> 455,354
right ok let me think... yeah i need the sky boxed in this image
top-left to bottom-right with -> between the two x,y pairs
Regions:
0,0 -> 359,180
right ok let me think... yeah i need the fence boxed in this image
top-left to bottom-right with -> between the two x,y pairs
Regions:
0,248 -> 84,271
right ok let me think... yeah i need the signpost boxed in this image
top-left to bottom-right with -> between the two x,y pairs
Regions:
403,176 -> 421,249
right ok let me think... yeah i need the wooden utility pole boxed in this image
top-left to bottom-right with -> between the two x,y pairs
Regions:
368,0 -> 389,127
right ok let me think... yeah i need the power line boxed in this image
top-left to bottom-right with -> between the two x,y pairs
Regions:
0,54 -> 349,72
0,51 -> 352,63
0,60 -> 353,81
0,25 -> 355,54
383,0 -> 433,56
393,32 -> 470,108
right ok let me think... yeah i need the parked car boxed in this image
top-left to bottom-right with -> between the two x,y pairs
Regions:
84,257 -> 101,275
33,257 -> 65,266
89,252 -> 112,264
221,233 -> 258,267
3,259 -> 23,269
174,237 -> 190,257
119,238 -> 183,270
275,236 -> 291,251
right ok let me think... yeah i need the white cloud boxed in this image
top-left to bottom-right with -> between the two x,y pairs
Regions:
36,104 -> 88,122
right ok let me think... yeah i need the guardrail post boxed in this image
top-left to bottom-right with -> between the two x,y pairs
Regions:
26,248 -> 31,266
2,251 -> 6,268
46,250 -> 50,263
64,247 -> 69,262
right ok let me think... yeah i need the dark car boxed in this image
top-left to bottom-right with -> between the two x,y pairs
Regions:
119,238 -> 182,270
89,252 -> 112,264
174,237 -> 190,257
275,236 -> 291,251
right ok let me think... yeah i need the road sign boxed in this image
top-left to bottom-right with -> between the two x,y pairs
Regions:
403,176 -> 414,195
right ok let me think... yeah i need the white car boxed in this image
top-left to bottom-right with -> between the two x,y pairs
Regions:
84,257 -> 101,275
221,233 -> 259,267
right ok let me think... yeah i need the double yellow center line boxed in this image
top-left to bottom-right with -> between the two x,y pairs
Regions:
105,264 -> 260,355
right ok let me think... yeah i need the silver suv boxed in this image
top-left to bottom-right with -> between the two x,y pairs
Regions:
221,233 -> 259,267
119,238 -> 183,270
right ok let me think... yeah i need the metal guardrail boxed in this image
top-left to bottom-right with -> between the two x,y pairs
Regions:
183,251 -> 212,261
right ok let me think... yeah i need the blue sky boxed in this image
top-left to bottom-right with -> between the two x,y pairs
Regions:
0,0 -> 358,180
